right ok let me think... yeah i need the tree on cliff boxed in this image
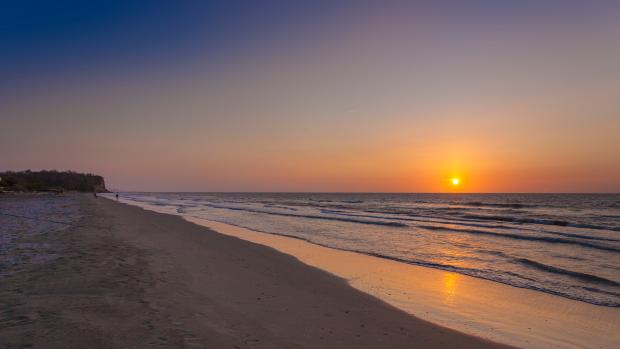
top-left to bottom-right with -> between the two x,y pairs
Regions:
0,170 -> 108,192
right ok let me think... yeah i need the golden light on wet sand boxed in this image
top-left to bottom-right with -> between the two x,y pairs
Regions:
442,272 -> 459,304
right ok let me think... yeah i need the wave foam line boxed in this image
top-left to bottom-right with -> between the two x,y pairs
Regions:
420,225 -> 620,253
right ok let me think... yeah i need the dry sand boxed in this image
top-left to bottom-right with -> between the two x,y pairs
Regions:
0,194 -> 514,348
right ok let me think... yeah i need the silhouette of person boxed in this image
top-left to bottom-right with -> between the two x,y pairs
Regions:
116,193 -> 119,200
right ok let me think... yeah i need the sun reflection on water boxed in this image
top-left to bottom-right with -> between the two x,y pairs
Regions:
443,272 -> 459,304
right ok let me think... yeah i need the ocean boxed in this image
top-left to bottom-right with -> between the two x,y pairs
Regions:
114,193 -> 620,307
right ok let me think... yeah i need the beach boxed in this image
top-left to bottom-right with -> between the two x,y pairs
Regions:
117,193 -> 620,349
0,193 -> 515,348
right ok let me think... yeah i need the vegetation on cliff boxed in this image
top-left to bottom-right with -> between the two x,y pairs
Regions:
0,170 -> 108,192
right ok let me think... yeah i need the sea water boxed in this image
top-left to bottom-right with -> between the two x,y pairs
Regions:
114,193 -> 620,307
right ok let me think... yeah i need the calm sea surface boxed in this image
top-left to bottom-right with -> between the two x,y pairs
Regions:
117,193 -> 620,307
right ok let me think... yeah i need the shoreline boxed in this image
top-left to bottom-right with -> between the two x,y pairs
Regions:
1,193 -> 514,348
111,195 -> 620,349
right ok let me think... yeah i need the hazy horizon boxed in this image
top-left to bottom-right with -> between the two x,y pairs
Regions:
2,1 -> 619,193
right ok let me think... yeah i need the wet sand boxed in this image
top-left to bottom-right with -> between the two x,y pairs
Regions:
0,194 -> 514,348
187,220 -> 620,349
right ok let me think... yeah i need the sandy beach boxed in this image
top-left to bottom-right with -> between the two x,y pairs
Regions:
119,194 -> 620,349
187,219 -> 620,349
0,193 -> 515,348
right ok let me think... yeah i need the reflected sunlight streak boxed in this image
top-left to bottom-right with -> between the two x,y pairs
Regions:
443,272 -> 460,305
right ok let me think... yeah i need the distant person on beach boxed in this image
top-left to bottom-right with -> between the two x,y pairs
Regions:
116,193 -> 119,200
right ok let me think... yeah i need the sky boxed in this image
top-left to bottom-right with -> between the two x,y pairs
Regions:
1,0 -> 619,192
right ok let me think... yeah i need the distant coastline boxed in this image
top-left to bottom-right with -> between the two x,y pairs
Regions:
0,170 -> 108,193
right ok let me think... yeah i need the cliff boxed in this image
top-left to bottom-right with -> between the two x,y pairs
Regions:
0,170 -> 108,193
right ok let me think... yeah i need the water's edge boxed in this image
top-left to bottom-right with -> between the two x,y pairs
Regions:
105,195 -> 620,349
109,192 -> 620,307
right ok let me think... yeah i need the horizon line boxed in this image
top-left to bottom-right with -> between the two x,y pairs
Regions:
108,191 -> 620,195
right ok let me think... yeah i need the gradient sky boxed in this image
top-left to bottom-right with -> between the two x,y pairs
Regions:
1,1 -> 619,192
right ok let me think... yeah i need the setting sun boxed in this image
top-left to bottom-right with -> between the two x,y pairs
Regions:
451,178 -> 461,186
